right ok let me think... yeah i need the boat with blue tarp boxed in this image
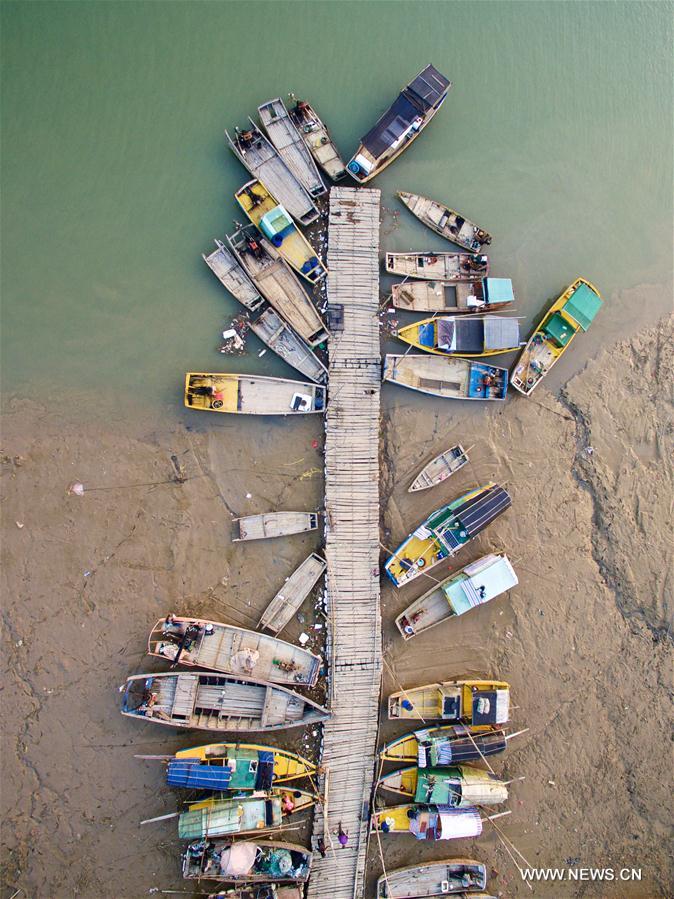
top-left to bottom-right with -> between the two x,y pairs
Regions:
383,354 -> 508,402
391,277 -> 514,314
396,315 -> 522,357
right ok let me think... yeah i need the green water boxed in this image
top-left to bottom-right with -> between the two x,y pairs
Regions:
2,0 -> 672,418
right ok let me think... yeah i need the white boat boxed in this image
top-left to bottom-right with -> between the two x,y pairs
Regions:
233,511 -> 319,542
383,355 -> 508,402
386,252 -> 488,282
202,240 -> 265,312
398,190 -> 492,251
409,444 -> 469,492
288,95 -> 347,181
258,97 -> 326,198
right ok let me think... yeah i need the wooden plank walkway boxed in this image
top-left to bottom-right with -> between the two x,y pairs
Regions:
307,187 -> 382,899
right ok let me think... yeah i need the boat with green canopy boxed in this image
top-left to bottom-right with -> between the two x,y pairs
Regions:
377,763 -> 509,806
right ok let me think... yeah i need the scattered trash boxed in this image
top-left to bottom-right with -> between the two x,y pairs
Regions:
83,570 -> 92,577
298,632 -> 310,646
258,349 -> 267,357
67,481 -> 85,496
585,446 -> 594,456
245,492 -> 252,499
311,439 -> 319,449
15,521 -> 24,529
313,623 -> 323,630
548,780 -> 556,786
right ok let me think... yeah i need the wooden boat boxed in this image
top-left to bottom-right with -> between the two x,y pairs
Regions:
233,512 -> 319,542
388,679 -> 510,728
226,120 -> 318,225
396,316 -> 522,357
208,888 -> 303,899
372,805 -> 509,840
386,252 -> 488,282
260,553 -> 327,635
203,240 -> 265,312
120,671 -> 330,732
258,98 -> 326,199
235,180 -> 327,283
391,278 -> 514,315
184,373 -> 325,416
511,277 -> 602,395
228,225 -> 328,346
409,444 -> 469,493
379,725 -> 513,764
249,308 -> 327,383
398,191 -> 492,251
384,484 -> 511,587
288,94 -> 347,182
183,838 -> 312,883
171,742 -> 316,783
396,553 -> 518,639
375,858 -> 487,898
347,65 -> 451,183
147,615 -> 321,686
383,355 -> 508,402
377,764 -> 509,806
177,789 -> 317,839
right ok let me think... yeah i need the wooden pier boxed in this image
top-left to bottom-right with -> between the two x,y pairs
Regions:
307,187 -> 382,899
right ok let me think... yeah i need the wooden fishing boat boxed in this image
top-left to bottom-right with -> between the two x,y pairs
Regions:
396,316 -> 522,357
383,355 -> 508,402
386,252 -> 488,282
384,484 -> 511,587
347,65 -> 451,183
203,240 -> 265,312
372,805 -> 509,840
226,120 -> 319,225
388,679 -> 510,728
228,225 -> 328,346
396,553 -> 518,639
171,742 -> 317,783
147,615 -> 321,687
235,180 -> 327,283
398,191 -> 492,251
260,553 -> 327,635
379,725 -> 514,764
249,308 -> 327,383
409,445 -> 469,493
288,94 -> 347,181
258,98 -> 326,199
391,278 -> 514,315
377,764 -> 509,806
183,838 -> 312,883
177,789 -> 317,839
208,888 -> 304,899
375,858 -> 487,898
511,277 -> 602,396
233,512 -> 319,542
120,671 -> 330,732
164,750 -> 308,794
184,373 -> 325,416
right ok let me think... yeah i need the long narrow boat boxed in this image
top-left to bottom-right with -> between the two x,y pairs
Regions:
258,98 -> 326,199
396,315 -> 521,357
377,764 -> 509,806
249,307 -> 327,383
148,742 -> 317,784
379,725 -> 512,764
147,615 -> 321,686
183,838 -> 312,884
202,240 -> 265,312
120,671 -> 330,732
165,752 -> 309,793
391,278 -> 514,314
511,277 -> 602,395
347,65 -> 451,183
235,180 -> 327,283
372,805 -> 510,840
398,191 -> 492,251
228,225 -> 328,346
233,512 -> 319,542
386,252 -> 488,282
226,121 -> 318,225
396,553 -> 518,639
383,355 -> 508,402
208,887 -> 304,899
375,858 -> 488,898
388,679 -> 510,728
260,552 -> 327,635
409,444 -> 469,493
177,790 -> 317,839
288,95 -> 347,182
184,373 -> 325,415
384,484 -> 511,587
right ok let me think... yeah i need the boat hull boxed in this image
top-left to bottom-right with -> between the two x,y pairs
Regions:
398,190 -> 492,251
184,373 -> 326,415
174,741 -> 316,782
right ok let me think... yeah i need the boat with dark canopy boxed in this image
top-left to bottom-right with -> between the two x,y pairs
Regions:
379,724 -> 512,765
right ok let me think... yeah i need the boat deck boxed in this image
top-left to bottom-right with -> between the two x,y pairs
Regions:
306,187 -> 382,899
259,98 -> 326,197
249,308 -> 327,383
202,240 -> 264,311
259,552 -> 327,635
235,511 -> 318,541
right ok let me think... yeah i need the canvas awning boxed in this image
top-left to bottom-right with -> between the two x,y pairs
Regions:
457,485 -> 511,537
437,806 -> 482,840
405,65 -> 451,111
361,94 -> 420,158
167,759 -> 232,791
563,282 -> 603,330
483,316 -> 520,350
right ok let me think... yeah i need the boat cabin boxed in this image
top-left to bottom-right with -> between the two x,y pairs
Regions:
167,749 -> 276,792
373,804 -> 482,841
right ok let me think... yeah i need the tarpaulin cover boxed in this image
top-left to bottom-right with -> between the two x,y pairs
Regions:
361,94 -> 420,158
483,317 -> 519,350
167,759 -> 232,790
456,485 -> 511,537
437,806 -> 482,840
406,65 -> 451,111
219,841 -> 259,876
563,282 -> 603,330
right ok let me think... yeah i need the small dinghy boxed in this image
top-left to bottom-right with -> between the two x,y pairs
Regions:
371,805 -> 510,840
384,484 -> 511,587
408,444 -> 469,493
398,191 -> 492,251
288,95 -> 347,181
260,552 -> 327,635
379,724 -> 517,764
375,858 -> 488,898
386,252 -> 488,282
248,307 -> 327,383
383,355 -> 508,402
388,679 -> 510,728
258,98 -> 326,199
377,763 -> 509,806
184,373 -> 325,416
202,240 -> 265,312
176,789 -> 317,839
396,553 -> 518,639
120,671 -> 330,732
396,315 -> 522,357
183,838 -> 312,883
391,277 -> 514,314
147,615 -> 321,686
235,180 -> 327,283
233,511 -> 319,542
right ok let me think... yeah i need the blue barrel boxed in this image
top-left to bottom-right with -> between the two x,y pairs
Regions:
272,234 -> 283,247
347,160 -> 360,175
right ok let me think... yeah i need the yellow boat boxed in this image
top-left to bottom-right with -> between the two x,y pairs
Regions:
396,315 -> 522,357
234,179 -> 327,283
379,725 -> 513,764
371,804 -> 486,840
184,372 -> 326,415
388,679 -> 510,731
377,763 -> 509,806
511,277 -> 602,395
178,788 -> 318,839
174,742 -> 316,783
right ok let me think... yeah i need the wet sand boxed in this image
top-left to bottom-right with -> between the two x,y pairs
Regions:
2,316 -> 672,898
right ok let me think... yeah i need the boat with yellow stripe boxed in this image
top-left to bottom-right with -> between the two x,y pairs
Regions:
173,742 -> 316,783
178,789 -> 318,839
377,763 -> 509,806
396,315 -> 522,357
388,679 -> 510,730
371,804 -> 509,840
184,373 -> 325,416
511,277 -> 602,395
379,725 -> 516,764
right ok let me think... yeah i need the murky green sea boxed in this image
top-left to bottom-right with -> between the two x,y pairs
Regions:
1,0 -> 672,419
